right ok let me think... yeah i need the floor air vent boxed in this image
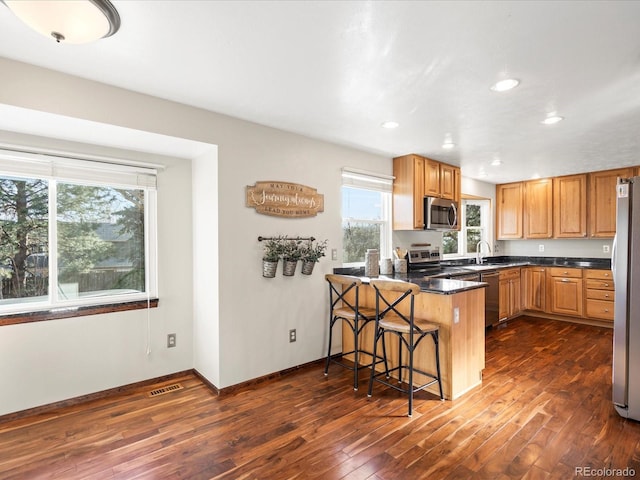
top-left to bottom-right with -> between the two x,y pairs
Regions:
147,383 -> 184,397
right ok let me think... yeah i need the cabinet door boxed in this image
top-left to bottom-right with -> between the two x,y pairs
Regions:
509,276 -> 522,317
548,276 -> 584,317
424,159 -> 441,197
499,279 -> 509,320
523,267 -> 546,311
440,164 -> 456,200
553,174 -> 587,238
524,179 -> 553,239
496,183 -> 523,239
588,168 -> 634,238
392,155 -> 425,230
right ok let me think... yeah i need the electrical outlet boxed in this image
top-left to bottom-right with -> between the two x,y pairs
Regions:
167,333 -> 176,348
289,329 -> 296,343
453,307 -> 460,324
603,245 -> 610,253
331,248 -> 338,261
538,244 -> 545,252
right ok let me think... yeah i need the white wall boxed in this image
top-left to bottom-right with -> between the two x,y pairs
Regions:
0,131 -> 194,415
0,57 -> 391,413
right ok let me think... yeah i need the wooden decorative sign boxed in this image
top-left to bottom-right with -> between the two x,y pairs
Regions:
246,181 -> 325,218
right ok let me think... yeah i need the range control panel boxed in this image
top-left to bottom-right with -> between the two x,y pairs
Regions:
407,247 -> 441,264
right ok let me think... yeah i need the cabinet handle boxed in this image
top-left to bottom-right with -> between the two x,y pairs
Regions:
561,279 -> 570,282
563,271 -> 568,275
605,294 -> 610,298
604,283 -> 610,287
604,309 -> 609,313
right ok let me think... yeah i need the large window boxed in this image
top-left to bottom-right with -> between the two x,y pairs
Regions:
341,168 -> 392,263
443,198 -> 491,258
0,150 -> 157,315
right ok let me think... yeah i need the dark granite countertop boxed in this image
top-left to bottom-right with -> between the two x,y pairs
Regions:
334,255 -> 611,295
332,271 -> 487,295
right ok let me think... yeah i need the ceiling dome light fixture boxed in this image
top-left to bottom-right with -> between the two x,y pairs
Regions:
541,115 -> 564,125
490,78 -> 520,92
442,142 -> 455,149
3,0 -> 120,44
491,158 -> 502,166
381,121 -> 399,129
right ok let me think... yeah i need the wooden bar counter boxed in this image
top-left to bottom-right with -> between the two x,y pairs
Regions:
342,276 -> 486,400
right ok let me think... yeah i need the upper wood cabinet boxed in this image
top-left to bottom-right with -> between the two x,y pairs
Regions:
524,179 -> 553,239
439,163 -> 457,200
392,154 -> 461,230
392,154 -> 425,230
553,174 -> 587,238
588,168 -> 635,238
424,159 -> 441,197
496,182 -> 523,239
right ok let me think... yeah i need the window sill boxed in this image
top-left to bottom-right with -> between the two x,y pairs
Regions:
0,298 -> 159,327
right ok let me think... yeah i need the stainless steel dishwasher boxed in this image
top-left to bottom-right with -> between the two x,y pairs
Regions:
480,271 -> 500,327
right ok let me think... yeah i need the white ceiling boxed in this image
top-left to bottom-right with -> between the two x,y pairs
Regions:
0,0 -> 639,184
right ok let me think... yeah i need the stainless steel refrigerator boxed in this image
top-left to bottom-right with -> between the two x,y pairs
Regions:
613,175 -> 640,420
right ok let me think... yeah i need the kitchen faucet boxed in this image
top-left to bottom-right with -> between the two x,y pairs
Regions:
476,240 -> 492,264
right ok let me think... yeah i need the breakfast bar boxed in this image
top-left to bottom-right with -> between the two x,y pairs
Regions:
340,274 -> 487,400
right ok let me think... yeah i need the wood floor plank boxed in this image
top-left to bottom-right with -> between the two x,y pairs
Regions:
1,316 -> 640,479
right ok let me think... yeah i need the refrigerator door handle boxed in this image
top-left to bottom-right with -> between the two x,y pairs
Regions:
612,234 -> 617,279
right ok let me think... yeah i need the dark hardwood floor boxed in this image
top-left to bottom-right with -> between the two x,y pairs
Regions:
1,316 -> 639,479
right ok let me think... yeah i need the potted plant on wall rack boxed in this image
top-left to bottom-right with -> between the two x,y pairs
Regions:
262,237 -> 283,278
281,238 -> 303,276
300,239 -> 328,275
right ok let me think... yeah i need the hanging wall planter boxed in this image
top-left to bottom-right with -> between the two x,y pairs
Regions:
261,236 -> 284,278
263,260 -> 278,278
301,261 -> 315,275
299,239 -> 328,275
282,259 -> 298,276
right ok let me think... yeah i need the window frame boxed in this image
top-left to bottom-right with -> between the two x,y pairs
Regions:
0,149 -> 159,320
442,197 -> 492,259
341,168 -> 393,265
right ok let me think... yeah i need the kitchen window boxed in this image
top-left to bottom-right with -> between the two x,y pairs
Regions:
341,168 -> 393,263
0,149 -> 157,319
443,198 -> 490,258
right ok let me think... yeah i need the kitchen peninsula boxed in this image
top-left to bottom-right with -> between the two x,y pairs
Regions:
337,273 -> 487,400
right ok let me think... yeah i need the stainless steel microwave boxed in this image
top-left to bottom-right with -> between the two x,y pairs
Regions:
424,196 -> 459,230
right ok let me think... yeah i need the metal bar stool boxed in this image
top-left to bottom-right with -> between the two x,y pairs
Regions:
325,274 -> 384,390
367,279 -> 444,417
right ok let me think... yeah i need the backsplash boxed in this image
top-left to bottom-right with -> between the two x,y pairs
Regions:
498,238 -> 614,259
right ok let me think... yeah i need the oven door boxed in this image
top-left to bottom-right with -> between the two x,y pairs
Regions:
425,196 -> 458,230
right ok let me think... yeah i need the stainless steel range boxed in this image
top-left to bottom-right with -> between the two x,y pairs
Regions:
407,246 -> 481,280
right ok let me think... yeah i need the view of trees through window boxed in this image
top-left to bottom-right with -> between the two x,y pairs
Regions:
341,186 -> 390,263
0,175 -> 145,304
443,200 -> 487,256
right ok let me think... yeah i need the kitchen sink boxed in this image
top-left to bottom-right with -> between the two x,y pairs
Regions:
461,264 -> 500,271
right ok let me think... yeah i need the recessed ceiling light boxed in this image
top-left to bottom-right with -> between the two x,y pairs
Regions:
381,121 -> 399,129
442,142 -> 455,149
490,78 -> 520,92
491,158 -> 502,166
540,115 -> 564,125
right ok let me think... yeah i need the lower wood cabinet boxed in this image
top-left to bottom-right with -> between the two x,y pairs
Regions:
499,268 -> 521,321
546,267 -> 584,317
523,266 -> 546,311
584,269 -> 614,322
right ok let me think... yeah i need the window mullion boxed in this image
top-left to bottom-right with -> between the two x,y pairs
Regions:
49,180 -> 58,305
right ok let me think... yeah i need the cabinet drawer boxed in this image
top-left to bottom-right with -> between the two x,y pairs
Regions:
586,288 -> 614,301
500,268 -> 521,280
586,299 -> 614,321
585,269 -> 613,280
585,279 -> 614,290
548,267 -> 583,278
